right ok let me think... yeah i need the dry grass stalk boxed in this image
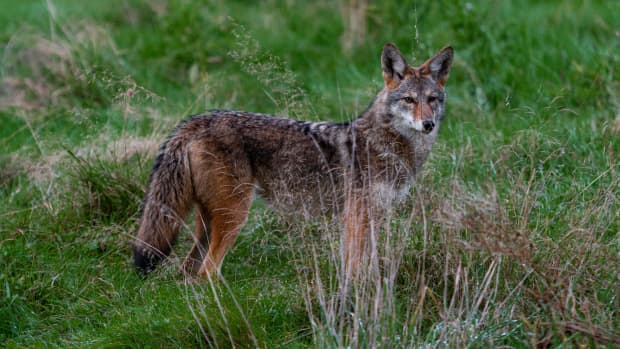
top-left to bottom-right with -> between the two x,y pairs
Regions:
340,0 -> 368,54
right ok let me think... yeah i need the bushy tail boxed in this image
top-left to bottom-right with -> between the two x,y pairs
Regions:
133,133 -> 194,275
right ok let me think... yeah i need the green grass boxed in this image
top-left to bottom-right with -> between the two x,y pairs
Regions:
1,0 -> 619,347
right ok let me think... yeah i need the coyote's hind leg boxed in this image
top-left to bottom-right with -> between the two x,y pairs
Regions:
181,207 -> 210,275
196,190 -> 253,278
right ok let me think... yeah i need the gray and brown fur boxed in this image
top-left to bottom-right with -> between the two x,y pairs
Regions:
133,43 -> 454,279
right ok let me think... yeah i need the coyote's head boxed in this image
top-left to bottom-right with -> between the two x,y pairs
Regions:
379,43 -> 453,136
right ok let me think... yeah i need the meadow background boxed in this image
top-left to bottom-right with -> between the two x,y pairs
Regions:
1,0 -> 619,347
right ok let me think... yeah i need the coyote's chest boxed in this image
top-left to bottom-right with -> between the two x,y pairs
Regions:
369,180 -> 412,210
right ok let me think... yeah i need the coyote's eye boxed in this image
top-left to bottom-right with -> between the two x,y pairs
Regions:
402,96 -> 415,104
427,96 -> 437,103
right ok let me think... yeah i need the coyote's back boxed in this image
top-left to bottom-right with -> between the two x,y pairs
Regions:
133,43 -> 454,279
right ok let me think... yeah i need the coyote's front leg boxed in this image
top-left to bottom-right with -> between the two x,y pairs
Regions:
343,193 -> 370,281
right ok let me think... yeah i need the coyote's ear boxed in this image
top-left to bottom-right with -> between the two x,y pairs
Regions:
422,46 -> 454,87
382,43 -> 408,89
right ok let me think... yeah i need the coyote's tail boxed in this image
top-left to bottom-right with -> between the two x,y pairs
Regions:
133,130 -> 194,275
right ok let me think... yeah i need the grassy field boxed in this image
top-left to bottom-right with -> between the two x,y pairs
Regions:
1,0 -> 619,347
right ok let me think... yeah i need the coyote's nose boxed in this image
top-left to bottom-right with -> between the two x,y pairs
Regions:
422,120 -> 435,133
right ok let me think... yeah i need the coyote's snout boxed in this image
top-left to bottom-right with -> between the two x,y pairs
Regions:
133,43 -> 454,280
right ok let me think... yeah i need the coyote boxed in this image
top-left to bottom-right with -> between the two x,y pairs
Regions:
133,43 -> 453,279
